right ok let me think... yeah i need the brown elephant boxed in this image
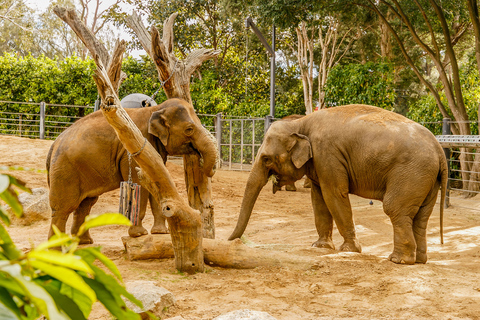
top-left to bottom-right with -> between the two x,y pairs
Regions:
47,98 -> 217,243
229,104 -> 447,265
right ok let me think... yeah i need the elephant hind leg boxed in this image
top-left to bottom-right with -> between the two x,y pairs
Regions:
71,197 -> 98,244
150,194 -> 169,234
413,183 -> 441,264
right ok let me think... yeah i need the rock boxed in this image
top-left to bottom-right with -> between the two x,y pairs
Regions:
8,188 -> 50,225
123,280 -> 176,318
213,309 -> 278,320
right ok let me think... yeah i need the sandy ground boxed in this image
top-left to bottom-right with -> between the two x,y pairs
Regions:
1,135 -> 480,320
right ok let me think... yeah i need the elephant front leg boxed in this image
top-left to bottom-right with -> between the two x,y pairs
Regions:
149,194 -> 169,234
71,197 -> 98,244
311,183 -> 334,250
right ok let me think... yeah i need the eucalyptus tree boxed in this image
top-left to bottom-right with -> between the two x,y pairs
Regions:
0,0 -> 36,55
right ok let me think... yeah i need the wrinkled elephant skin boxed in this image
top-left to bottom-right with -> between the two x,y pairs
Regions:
47,98 -> 217,243
229,104 -> 447,265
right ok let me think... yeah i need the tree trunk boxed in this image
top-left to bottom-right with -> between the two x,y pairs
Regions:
125,12 -> 220,238
296,22 -> 314,114
54,6 -> 204,273
122,234 -> 317,269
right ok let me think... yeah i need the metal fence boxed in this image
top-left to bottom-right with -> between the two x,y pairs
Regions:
3,101 -> 480,213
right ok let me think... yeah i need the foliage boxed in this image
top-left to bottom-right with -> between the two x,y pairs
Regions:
324,61 -> 395,110
0,172 -> 148,319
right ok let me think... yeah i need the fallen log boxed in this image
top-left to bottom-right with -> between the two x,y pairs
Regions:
122,234 -> 319,269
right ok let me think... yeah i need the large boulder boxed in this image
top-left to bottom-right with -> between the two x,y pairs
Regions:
123,280 -> 176,319
8,188 -> 50,225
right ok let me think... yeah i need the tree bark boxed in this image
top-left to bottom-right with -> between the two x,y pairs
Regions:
54,6 -> 204,273
125,12 -> 220,238
122,234 -> 317,269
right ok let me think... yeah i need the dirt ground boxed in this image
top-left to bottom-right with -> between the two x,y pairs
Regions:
1,135 -> 480,320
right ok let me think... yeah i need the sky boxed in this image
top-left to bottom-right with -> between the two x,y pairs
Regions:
24,0 -> 146,58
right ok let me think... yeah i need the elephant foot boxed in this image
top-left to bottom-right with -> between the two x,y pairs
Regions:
339,239 -> 362,253
151,225 -> 169,234
78,234 -> 94,245
128,225 -> 148,238
415,251 -> 427,264
388,251 -> 416,265
285,184 -> 297,192
312,239 -> 335,250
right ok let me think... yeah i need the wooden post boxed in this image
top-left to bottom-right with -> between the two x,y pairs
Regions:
54,6 -> 204,273
125,12 -> 220,239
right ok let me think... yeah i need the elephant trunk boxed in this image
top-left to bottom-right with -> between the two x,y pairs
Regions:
228,160 -> 269,240
193,125 -> 218,177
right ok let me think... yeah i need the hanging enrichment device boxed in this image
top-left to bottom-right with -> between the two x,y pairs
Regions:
119,139 -> 147,225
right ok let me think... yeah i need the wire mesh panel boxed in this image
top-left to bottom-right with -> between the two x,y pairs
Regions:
0,101 -> 41,138
219,117 -> 266,171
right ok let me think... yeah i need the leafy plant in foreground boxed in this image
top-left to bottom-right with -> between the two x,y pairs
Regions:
0,173 -> 148,319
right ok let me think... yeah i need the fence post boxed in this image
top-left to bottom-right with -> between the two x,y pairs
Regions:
40,102 -> 46,139
94,98 -> 100,112
442,118 -> 451,208
215,113 -> 222,168
264,115 -> 274,134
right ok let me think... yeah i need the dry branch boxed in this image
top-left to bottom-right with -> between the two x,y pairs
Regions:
125,11 -> 221,239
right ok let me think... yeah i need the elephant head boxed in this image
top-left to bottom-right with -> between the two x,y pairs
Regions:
229,120 -> 312,240
148,98 -> 217,177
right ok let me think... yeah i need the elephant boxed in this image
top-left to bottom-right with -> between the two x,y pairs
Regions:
47,98 -> 217,244
229,104 -> 447,265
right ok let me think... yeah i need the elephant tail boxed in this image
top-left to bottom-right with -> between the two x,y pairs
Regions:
46,141 -> 55,187
439,155 -> 448,245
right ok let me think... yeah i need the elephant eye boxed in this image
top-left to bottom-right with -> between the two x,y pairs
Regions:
263,157 -> 273,167
185,127 -> 194,136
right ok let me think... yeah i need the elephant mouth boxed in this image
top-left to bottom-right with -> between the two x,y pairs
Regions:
269,172 -> 297,194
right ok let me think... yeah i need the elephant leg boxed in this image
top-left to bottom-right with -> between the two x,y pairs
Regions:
128,188 -> 149,238
383,193 -> 419,265
311,183 -> 334,249
320,183 -> 361,252
48,195 -> 79,240
285,183 -> 297,191
71,197 -> 98,244
150,194 -> 169,234
413,183 -> 440,264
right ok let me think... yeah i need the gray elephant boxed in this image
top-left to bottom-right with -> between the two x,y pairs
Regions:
47,98 -> 217,244
229,104 -> 447,265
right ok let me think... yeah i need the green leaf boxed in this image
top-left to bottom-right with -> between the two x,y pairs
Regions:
2,264 -> 68,320
41,280 -> 87,320
34,234 -> 72,252
77,213 -> 131,236
83,277 -> 141,320
75,247 -> 122,281
0,206 -> 11,226
8,175 -> 30,193
27,250 -> 93,274
0,175 -> 9,194
90,265 -> 142,309
0,273 -> 25,296
0,223 -> 21,260
29,260 -> 96,303
59,283 -> 93,318
0,187 -> 23,218
0,286 -> 22,319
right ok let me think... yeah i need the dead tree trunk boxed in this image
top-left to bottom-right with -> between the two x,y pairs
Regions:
122,234 -> 318,269
54,6 -> 204,273
125,12 -> 221,239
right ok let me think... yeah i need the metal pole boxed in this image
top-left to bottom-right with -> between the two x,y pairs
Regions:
252,119 -> 256,165
442,118 -> 451,208
270,25 -> 275,118
264,115 -> 273,134
94,98 -> 100,112
240,120 -> 244,170
40,102 -> 45,139
216,113 -> 222,168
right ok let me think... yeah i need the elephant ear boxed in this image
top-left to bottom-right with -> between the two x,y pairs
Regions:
148,110 -> 169,146
289,133 -> 312,169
